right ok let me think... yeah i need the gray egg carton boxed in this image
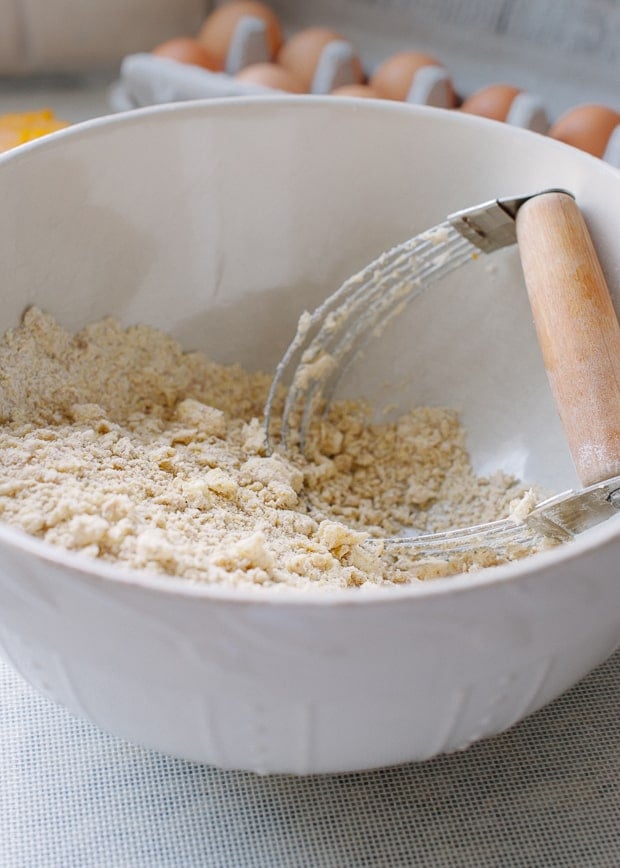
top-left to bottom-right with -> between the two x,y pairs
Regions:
110,1 -> 620,167
111,14 -> 467,114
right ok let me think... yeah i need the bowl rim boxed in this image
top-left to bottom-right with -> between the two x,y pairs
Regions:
1,94 -> 619,606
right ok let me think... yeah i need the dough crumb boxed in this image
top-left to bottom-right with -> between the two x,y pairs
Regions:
509,488 -> 539,523
0,309 -> 553,591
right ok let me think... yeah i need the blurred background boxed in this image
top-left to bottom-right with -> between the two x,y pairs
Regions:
0,0 -> 619,159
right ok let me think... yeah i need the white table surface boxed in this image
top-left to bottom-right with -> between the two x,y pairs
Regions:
0,74 -> 114,122
2,650 -> 619,867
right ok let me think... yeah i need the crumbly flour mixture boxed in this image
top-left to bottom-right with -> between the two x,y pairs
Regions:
0,308 -> 544,591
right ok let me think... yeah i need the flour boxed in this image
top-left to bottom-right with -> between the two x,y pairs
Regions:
0,308 -> 545,591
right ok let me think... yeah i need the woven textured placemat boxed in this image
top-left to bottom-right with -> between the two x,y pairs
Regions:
2,650 -> 619,867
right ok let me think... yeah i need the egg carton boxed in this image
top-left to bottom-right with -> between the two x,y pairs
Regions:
109,3 -> 620,167
111,14 -> 462,113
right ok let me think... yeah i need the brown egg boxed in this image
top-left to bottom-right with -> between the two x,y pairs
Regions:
460,84 -> 522,121
331,84 -> 380,99
277,27 -> 364,92
370,51 -> 456,104
235,62 -> 304,92
549,104 -> 620,158
152,37 -> 220,70
198,1 -> 283,70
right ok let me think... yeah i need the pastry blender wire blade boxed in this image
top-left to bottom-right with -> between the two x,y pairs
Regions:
264,189 -> 620,559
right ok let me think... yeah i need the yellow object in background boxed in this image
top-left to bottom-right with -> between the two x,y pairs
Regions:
0,110 -> 69,154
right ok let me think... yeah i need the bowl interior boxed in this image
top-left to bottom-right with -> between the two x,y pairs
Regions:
1,98 -> 619,496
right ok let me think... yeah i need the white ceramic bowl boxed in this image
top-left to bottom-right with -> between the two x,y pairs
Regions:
0,98 -> 619,774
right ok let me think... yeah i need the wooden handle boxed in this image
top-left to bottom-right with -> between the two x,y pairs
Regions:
516,192 -> 620,487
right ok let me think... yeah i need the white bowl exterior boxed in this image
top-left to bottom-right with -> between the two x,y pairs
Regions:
0,526 -> 619,774
0,99 -> 619,772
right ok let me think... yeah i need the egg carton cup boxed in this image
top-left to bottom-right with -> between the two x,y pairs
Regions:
110,13 -> 456,112
603,130 -> 620,168
110,55 -> 267,111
